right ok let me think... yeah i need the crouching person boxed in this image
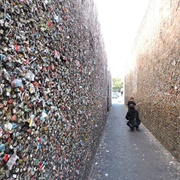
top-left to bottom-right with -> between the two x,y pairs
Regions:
125,104 -> 141,131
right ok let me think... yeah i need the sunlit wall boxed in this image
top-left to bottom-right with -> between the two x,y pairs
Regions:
0,0 -> 109,179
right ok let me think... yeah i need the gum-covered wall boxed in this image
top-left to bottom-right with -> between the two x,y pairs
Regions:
125,0 -> 180,161
0,0 -> 109,179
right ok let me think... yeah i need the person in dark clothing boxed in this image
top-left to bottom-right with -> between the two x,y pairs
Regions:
125,104 -> 141,131
127,97 -> 142,110
127,97 -> 136,109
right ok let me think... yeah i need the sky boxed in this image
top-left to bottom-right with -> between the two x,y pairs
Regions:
94,0 -> 150,78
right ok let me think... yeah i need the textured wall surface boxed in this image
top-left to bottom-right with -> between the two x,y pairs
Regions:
0,0 -> 109,179
125,0 -> 180,161
107,71 -> 112,112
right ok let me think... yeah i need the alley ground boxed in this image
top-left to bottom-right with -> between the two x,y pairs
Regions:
88,96 -> 180,180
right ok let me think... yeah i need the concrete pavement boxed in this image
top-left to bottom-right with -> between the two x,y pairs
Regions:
88,97 -> 180,180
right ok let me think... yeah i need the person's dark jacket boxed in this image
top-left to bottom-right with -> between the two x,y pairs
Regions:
127,101 -> 136,107
125,109 -> 141,127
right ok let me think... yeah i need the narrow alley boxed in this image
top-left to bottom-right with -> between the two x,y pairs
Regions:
0,1 -> 179,179
88,96 -> 180,180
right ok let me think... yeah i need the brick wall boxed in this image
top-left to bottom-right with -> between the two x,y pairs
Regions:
0,0 -> 109,179
125,0 -> 180,161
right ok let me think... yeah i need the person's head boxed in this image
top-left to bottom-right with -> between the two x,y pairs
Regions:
129,104 -> 135,110
130,97 -> 134,101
